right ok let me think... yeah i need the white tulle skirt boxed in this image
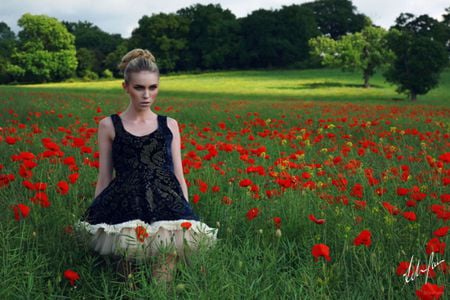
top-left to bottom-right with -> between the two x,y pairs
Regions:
74,219 -> 219,262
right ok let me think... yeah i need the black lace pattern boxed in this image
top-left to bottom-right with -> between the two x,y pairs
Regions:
80,113 -> 200,225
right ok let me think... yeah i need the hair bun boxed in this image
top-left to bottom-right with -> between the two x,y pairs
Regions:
118,49 -> 156,73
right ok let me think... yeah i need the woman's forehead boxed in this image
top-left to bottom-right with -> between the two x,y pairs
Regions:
130,71 -> 159,85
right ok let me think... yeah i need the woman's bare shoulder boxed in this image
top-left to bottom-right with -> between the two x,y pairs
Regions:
98,116 -> 115,140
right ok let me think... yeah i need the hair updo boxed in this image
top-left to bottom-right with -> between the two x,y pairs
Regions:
117,48 -> 159,84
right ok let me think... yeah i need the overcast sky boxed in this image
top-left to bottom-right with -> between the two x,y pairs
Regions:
1,0 -> 448,38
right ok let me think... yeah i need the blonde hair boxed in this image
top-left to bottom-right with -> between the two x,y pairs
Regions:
117,48 -> 159,83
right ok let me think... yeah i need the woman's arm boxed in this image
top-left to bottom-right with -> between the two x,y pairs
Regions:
168,117 -> 189,202
94,117 -> 114,198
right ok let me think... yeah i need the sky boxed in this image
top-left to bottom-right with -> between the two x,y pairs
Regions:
1,0 -> 448,38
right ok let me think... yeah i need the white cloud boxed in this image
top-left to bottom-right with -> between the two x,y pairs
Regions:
0,0 -> 448,38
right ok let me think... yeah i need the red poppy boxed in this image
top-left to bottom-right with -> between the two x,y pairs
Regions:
68,173 -> 79,184
12,203 -> 30,221
56,181 -> 69,195
353,229 -> 372,247
239,178 -> 253,187
135,225 -> 149,242
382,202 -> 400,215
64,269 -> 80,286
396,187 -> 409,196
416,282 -> 444,300
191,194 -> 200,204
311,243 -> 331,262
402,211 -> 417,221
426,238 -> 446,256
308,214 -> 325,224
181,221 -> 192,230
246,207 -> 259,220
433,226 -> 449,237
396,261 -> 414,276
273,217 -> 282,229
438,152 -> 450,163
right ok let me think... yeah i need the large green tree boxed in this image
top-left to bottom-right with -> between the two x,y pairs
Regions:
177,4 -> 240,70
309,25 -> 391,87
301,0 -> 368,39
239,5 -> 320,69
8,13 -> 77,83
384,14 -> 449,101
62,20 -> 124,75
129,13 -> 189,73
0,22 -> 17,83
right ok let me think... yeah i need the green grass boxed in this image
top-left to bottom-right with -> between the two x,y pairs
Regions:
0,68 -> 449,299
5,68 -> 450,105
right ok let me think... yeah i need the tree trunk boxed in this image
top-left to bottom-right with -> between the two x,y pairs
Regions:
410,92 -> 417,101
363,73 -> 370,88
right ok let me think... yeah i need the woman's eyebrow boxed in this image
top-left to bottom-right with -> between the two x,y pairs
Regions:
134,84 -> 158,87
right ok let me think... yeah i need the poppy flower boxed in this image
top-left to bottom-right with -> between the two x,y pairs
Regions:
239,178 -> 253,187
135,225 -> 149,242
181,221 -> 192,230
382,202 -> 400,215
353,229 -> 371,247
433,226 -> 449,238
63,269 -> 80,286
426,238 -> 446,256
68,173 -> 79,184
402,211 -> 417,221
12,203 -> 30,221
192,194 -> 200,204
311,243 -> 331,262
396,261 -> 414,276
246,207 -> 259,220
438,152 -> 450,163
416,282 -> 444,300
56,181 -> 69,195
309,214 -> 325,224
273,217 -> 282,229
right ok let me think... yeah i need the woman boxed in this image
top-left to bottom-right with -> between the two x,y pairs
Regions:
75,48 -> 218,286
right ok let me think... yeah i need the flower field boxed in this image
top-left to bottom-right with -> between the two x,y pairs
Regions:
0,69 -> 449,299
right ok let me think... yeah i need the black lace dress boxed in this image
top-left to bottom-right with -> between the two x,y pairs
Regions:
74,113 -> 218,261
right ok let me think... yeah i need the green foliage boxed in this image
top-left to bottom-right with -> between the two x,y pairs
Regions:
239,6 -> 320,69
309,26 -> 391,87
300,0 -> 368,39
62,20 -> 124,73
177,4 -> 240,70
129,13 -> 189,73
75,47 -> 99,77
101,69 -> 113,79
9,13 -> 77,83
0,22 -> 17,83
82,70 -> 99,81
384,28 -> 449,101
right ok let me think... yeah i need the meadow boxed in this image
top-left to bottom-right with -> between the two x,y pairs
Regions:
0,68 -> 449,299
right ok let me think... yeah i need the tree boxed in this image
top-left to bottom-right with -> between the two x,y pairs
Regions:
309,25 -> 391,87
239,5 -> 320,69
129,13 -> 189,73
384,28 -> 448,101
177,4 -> 240,70
62,20 -> 124,75
8,13 -> 77,83
0,22 -> 17,83
301,0 -> 368,39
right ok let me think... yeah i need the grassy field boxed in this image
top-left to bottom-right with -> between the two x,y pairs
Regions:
0,68 -> 449,299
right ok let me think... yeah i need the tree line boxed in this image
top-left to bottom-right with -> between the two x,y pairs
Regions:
0,0 -> 449,100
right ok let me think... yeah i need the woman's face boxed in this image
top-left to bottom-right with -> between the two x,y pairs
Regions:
122,71 -> 159,111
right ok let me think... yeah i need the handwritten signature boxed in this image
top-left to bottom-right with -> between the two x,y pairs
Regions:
403,252 -> 445,284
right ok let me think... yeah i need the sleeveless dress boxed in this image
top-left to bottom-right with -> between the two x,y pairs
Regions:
74,113 -> 218,262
